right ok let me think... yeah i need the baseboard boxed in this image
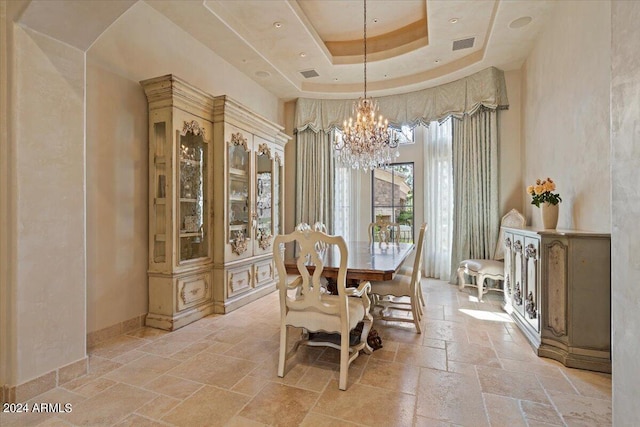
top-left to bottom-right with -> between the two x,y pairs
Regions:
2,357 -> 87,404
87,313 -> 147,349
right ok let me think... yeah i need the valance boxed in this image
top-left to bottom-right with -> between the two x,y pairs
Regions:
294,66 -> 509,132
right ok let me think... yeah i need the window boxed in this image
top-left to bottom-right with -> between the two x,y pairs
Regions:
371,163 -> 414,243
392,125 -> 415,145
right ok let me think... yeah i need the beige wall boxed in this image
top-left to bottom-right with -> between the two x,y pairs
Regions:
611,1 -> 640,423
500,70 -> 523,216
86,63 -> 149,333
521,1 -> 611,231
84,1 -> 282,333
9,25 -> 87,384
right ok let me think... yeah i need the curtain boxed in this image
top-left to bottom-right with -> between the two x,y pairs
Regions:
422,120 -> 453,279
295,129 -> 334,231
333,160 -> 355,240
450,108 -> 500,283
294,67 -> 509,132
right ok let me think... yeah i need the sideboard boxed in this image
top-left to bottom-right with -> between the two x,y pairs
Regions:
502,227 -> 611,373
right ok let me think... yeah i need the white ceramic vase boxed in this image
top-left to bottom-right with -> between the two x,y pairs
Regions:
541,203 -> 559,229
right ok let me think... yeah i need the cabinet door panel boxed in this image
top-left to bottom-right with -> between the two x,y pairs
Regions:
227,265 -> 252,297
254,137 -> 274,255
524,236 -> 540,332
176,272 -> 212,311
512,236 -> 525,317
503,231 -> 514,308
226,127 -> 253,261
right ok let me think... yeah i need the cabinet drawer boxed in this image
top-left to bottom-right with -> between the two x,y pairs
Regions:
254,260 -> 274,287
177,272 -> 211,311
227,265 -> 252,297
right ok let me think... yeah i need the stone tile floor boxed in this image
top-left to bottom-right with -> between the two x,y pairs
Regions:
1,279 -> 611,426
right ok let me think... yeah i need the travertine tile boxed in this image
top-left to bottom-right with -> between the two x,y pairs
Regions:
358,358 -> 421,394
232,374 -> 270,396
391,343 -> 447,371
114,414 -> 170,427
414,416 -> 455,426
224,338 -> 280,363
103,354 -> 181,386
477,366 -> 550,404
239,382 -> 319,426
446,342 -> 501,368
135,394 -> 180,420
143,374 -> 202,400
2,279 -> 609,427
300,412 -> 362,426
162,385 -> 250,426
294,364 -> 334,392
314,380 -> 415,426
61,383 -> 156,426
548,390 -> 612,426
63,377 -> 116,398
422,319 -> 469,342
520,400 -> 564,425
167,351 -> 258,389
562,368 -> 612,399
483,393 -> 526,427
416,367 -> 489,427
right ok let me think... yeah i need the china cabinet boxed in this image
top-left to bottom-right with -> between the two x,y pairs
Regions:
503,227 -> 611,373
141,75 -> 215,330
141,75 -> 289,328
211,96 -> 288,313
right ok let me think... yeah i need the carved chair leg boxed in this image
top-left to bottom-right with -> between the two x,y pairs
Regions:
477,274 -> 486,302
278,324 -> 288,378
457,267 -> 467,291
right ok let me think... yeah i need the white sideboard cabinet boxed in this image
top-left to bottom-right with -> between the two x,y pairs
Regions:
503,227 -> 611,373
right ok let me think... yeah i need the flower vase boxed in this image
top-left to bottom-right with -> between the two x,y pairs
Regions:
541,203 -> 559,229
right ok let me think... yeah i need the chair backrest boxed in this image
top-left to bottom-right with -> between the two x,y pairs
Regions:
368,220 -> 401,245
493,209 -> 526,260
273,229 -> 349,317
409,224 -> 428,288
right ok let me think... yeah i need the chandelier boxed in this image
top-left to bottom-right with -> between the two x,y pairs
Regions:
335,0 -> 398,171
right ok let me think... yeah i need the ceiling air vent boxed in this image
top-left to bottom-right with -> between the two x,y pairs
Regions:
452,37 -> 475,51
300,69 -> 319,79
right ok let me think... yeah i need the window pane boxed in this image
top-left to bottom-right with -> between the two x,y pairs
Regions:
372,162 -> 414,243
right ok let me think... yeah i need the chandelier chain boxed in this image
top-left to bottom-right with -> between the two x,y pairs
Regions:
364,0 -> 367,99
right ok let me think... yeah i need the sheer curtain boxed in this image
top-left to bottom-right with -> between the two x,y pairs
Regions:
295,129 -> 334,231
422,119 -> 453,279
450,109 -> 500,283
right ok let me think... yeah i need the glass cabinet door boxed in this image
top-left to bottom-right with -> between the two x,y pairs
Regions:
255,144 -> 273,251
228,134 -> 250,255
178,130 -> 208,262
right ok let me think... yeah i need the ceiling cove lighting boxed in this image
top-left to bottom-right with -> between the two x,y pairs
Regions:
335,0 -> 398,172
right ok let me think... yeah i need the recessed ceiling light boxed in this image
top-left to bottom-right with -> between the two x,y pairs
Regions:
449,18 -> 459,24
273,22 -> 282,29
373,18 -> 379,23
509,16 -> 532,29
255,71 -> 271,78
299,52 -> 306,58
333,78 -> 339,81
434,59 -> 440,63
384,74 -> 389,78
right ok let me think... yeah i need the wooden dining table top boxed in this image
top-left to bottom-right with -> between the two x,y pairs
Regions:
283,241 -> 415,282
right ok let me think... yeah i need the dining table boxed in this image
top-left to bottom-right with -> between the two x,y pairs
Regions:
282,241 -> 415,283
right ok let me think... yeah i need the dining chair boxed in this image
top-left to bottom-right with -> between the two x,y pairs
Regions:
457,209 -> 526,301
369,223 -> 427,333
273,228 -> 373,390
368,218 -> 401,245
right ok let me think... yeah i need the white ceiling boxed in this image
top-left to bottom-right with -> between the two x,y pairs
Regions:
17,0 -> 557,101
